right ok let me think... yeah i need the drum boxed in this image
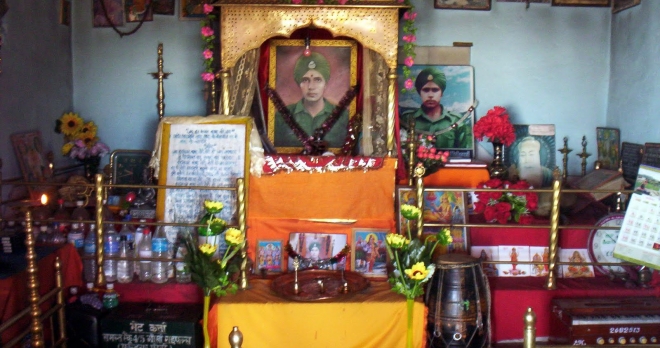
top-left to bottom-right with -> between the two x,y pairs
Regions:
425,253 -> 491,348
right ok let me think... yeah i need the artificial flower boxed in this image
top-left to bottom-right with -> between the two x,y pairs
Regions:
201,72 -> 215,82
204,200 -> 223,213
400,204 -> 421,221
386,233 -> 410,249
57,112 -> 84,136
225,228 -> 244,246
203,49 -> 213,59
400,5 -> 418,93
474,179 -> 537,224
55,112 -> 110,162
199,243 -> 218,256
404,79 -> 413,90
203,3 -> 214,14
198,200 -> 227,236
405,262 -> 429,280
201,26 -> 214,37
473,106 -> 516,146
404,56 -> 414,67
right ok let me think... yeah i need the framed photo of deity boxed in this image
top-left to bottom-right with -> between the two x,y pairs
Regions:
504,124 -> 556,188
397,65 -> 475,160
255,240 -> 284,275
352,229 -> 389,280
596,127 -> 620,170
267,39 -> 358,155
287,232 -> 348,271
395,186 -> 469,253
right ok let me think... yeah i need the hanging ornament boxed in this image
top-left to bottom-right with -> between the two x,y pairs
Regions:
303,36 -> 311,57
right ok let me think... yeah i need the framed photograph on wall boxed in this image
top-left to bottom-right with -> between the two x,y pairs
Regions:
152,0 -> 175,15
352,229 -> 388,279
125,0 -> 153,22
92,0 -> 124,28
397,65 -> 475,160
395,186 -> 469,253
179,0 -> 212,19
504,124 -> 556,188
551,0 -> 610,6
255,240 -> 283,274
435,0 -> 491,10
267,39 -> 358,154
612,0 -> 640,13
10,131 -> 47,184
596,127 -> 620,170
642,142 -> 660,169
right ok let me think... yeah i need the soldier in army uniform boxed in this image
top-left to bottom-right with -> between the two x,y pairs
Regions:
400,67 -> 472,149
274,52 -> 349,149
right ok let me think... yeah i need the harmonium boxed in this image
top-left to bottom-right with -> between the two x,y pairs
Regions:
550,297 -> 660,345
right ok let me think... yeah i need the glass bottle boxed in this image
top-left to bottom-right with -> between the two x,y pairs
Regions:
137,227 -> 152,282
150,225 -> 169,284
116,235 -> 134,283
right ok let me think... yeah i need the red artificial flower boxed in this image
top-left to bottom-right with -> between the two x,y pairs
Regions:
473,106 -> 516,146
518,214 -> 534,225
474,178 -> 538,224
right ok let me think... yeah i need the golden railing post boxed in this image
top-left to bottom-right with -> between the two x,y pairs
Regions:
55,256 -> 68,348
24,209 -> 45,347
387,69 -> 397,157
237,178 -> 249,290
220,69 -> 231,115
228,326 -> 243,348
94,173 -> 106,288
414,165 -> 425,239
523,307 -> 537,348
546,167 -> 562,290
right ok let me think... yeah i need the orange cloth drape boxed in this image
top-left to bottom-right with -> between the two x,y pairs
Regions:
208,280 -> 425,348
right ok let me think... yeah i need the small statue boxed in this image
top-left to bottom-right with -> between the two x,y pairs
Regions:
132,167 -> 156,208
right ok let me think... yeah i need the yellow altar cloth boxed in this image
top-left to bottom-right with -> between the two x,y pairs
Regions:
209,279 -> 426,348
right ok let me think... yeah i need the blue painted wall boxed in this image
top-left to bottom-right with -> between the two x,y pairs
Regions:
0,0 -> 654,182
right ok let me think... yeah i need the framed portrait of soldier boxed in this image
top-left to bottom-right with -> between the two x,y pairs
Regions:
267,39 -> 358,154
504,124 -> 556,188
397,65 -> 475,160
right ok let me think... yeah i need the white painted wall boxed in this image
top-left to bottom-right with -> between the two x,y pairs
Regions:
608,0 -> 659,145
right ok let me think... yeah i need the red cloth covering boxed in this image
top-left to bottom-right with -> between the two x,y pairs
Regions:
0,243 -> 83,344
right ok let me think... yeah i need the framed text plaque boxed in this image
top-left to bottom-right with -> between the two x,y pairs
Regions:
620,142 -> 644,184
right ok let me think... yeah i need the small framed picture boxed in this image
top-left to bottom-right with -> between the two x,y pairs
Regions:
287,232 -> 348,271
434,0 -> 491,10
395,186 -> 469,253
642,143 -> 660,169
152,0 -> 175,15
596,127 -> 620,170
92,0 -> 125,28
255,240 -> 283,274
179,0 -> 212,20
352,229 -> 389,279
620,142 -> 644,184
125,0 -> 153,22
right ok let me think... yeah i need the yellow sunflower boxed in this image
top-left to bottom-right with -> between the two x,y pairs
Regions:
78,121 -> 98,139
58,113 -> 83,136
79,134 -> 99,148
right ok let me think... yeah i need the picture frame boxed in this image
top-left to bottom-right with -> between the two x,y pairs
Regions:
152,0 -> 175,15
59,0 -> 71,26
397,65 -> 475,160
10,131 -> 47,184
287,232 -> 348,271
352,229 -> 389,279
267,39 -> 358,154
642,142 -> 660,169
620,142 -> 644,184
434,0 -> 491,10
92,0 -> 125,28
255,239 -> 284,274
612,0 -> 641,13
504,124 -> 556,188
180,0 -> 213,20
551,0 -> 610,6
125,0 -> 153,22
109,149 -> 152,195
596,127 -> 620,170
395,186 -> 469,253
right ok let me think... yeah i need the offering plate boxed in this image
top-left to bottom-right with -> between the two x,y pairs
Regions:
270,269 -> 370,302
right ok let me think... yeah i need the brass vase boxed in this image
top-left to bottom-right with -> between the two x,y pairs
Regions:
489,142 -> 508,180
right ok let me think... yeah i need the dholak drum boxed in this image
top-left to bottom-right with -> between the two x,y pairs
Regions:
425,253 -> 491,348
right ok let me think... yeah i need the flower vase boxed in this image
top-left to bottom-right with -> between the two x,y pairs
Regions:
202,294 -> 211,348
488,142 -> 508,180
82,156 -> 101,182
406,297 -> 414,348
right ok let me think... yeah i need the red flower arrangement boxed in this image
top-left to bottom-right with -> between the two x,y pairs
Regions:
473,178 -> 538,224
473,106 -> 516,146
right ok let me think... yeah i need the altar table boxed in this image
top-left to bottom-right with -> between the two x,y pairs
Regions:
0,243 -> 83,344
208,279 -> 425,348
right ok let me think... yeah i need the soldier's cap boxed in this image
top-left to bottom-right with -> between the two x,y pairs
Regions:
415,67 -> 447,94
293,52 -> 330,84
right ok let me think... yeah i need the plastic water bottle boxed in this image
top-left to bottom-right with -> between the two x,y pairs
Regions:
133,220 -> 146,275
118,216 -> 135,250
50,224 -> 67,244
137,227 -> 152,282
103,225 -> 120,282
102,283 -> 119,309
116,235 -> 134,283
71,200 -> 91,234
83,228 -> 97,283
36,225 -> 50,244
150,225 -> 169,284
175,241 -> 191,284
67,223 -> 85,249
